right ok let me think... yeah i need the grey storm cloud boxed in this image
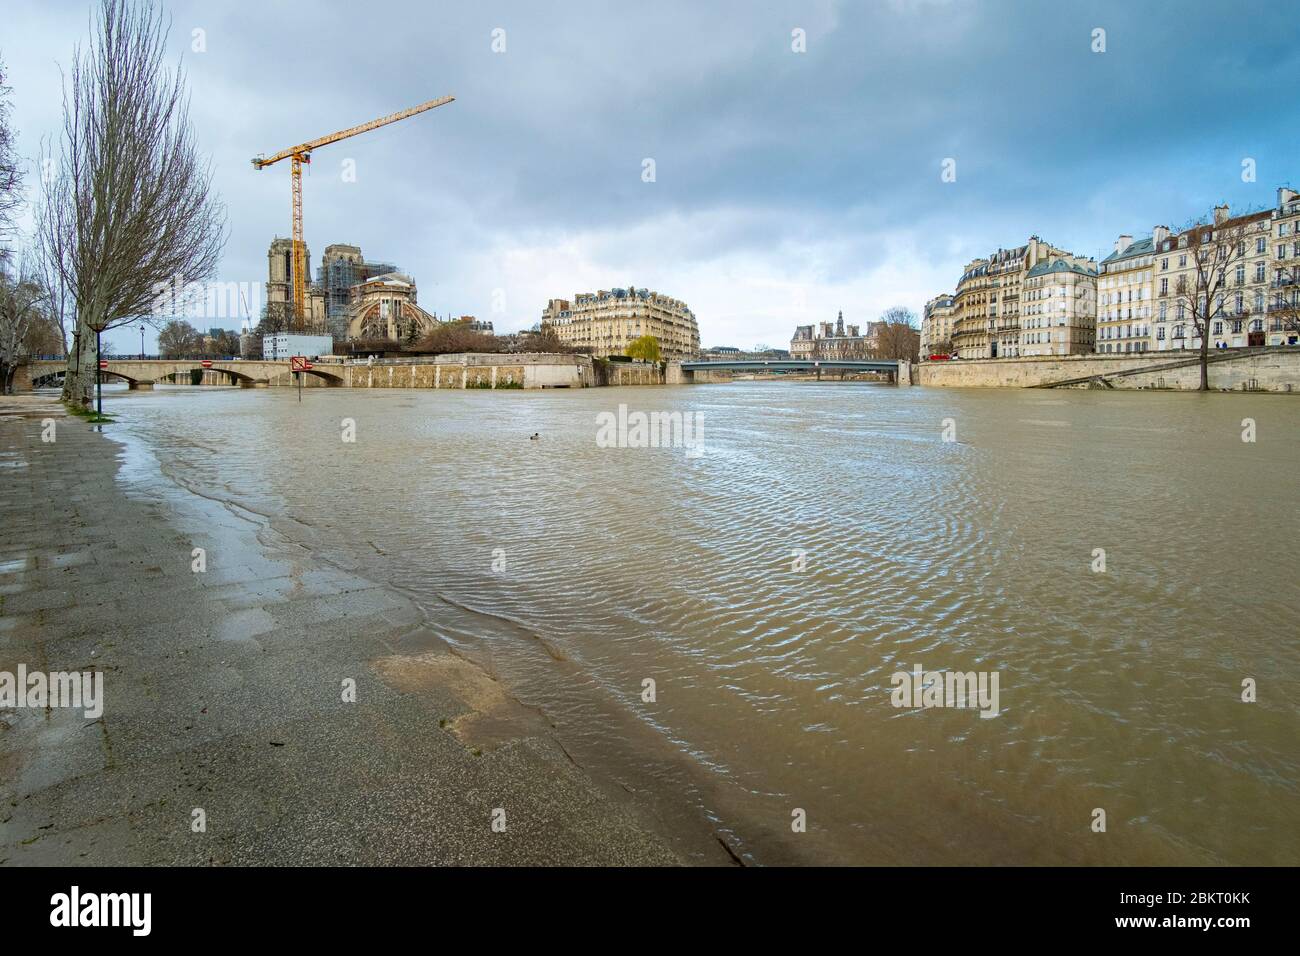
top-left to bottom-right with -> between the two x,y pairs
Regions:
6,0 -> 1300,344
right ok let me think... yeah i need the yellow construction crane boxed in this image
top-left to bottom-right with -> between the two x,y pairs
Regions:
252,95 -> 455,330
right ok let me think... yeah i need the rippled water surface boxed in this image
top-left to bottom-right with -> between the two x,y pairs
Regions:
96,381 -> 1300,864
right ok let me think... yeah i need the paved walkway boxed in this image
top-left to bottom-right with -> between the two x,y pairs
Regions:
0,398 -> 679,865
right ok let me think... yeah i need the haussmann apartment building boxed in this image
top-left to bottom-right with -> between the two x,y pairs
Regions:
541,286 -> 700,360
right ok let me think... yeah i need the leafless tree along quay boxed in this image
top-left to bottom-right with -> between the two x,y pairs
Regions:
0,255 -> 55,393
875,307 -> 922,362
38,0 -> 224,409
1167,211 -> 1271,391
0,55 -> 22,259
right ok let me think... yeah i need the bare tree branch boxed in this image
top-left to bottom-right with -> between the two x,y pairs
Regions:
0,54 -> 22,259
875,306 -> 921,362
39,0 -> 227,405
0,254 -> 50,393
1166,209 -> 1270,390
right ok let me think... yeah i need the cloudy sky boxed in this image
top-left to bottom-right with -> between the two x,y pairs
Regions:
6,0 -> 1300,351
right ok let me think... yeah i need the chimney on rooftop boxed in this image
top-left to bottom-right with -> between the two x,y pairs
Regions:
1153,225 -> 1169,247
1214,204 -> 1230,226
1115,234 -> 1132,254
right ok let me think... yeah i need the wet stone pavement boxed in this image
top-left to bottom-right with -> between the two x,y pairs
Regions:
0,403 -> 679,865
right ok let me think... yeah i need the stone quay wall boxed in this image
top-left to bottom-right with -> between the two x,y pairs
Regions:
915,349 -> 1300,392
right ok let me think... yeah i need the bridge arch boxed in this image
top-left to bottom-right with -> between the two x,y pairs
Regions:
297,366 -> 343,386
30,369 -> 68,389
161,364 -> 256,386
29,368 -> 146,388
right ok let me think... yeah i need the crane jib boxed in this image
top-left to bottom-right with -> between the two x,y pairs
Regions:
251,95 -> 454,169
250,95 -> 454,330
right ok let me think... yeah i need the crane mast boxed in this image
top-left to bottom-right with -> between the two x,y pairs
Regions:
252,96 -> 455,330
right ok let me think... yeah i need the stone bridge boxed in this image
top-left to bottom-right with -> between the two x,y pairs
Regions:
16,358 -> 344,391
675,358 -> 912,385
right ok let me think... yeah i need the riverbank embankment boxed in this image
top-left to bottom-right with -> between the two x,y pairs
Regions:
0,397 -> 686,865
917,347 -> 1300,390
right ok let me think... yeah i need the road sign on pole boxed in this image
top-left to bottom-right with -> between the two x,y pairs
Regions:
289,356 -> 313,401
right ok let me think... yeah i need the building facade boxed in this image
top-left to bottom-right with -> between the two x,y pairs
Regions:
1020,254 -> 1098,356
789,312 -> 881,359
921,294 -> 955,357
266,238 -> 419,339
262,333 -> 334,361
790,325 -> 815,359
1152,205 -> 1273,352
1269,187 -> 1300,346
541,286 -> 700,360
316,244 -> 401,338
926,183 -> 1300,361
265,238 -> 328,331
950,238 -> 1077,359
343,273 -> 440,343
1096,234 -> 1155,354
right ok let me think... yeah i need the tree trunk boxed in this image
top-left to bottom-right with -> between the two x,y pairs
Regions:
1198,335 -> 1209,391
61,321 -> 96,407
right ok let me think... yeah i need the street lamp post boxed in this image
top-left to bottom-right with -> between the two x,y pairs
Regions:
140,324 -> 145,360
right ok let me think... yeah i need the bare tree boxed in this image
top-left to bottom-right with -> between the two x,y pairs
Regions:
39,0 -> 226,410
875,306 -> 921,362
156,319 -> 199,357
0,55 -> 22,259
1167,210 -> 1270,391
517,321 -> 578,354
0,255 -> 48,393
1270,258 -> 1300,343
34,188 -> 72,355
205,328 -> 240,357
412,320 -> 501,355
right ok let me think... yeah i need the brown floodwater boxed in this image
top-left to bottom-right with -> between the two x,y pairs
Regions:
91,380 -> 1300,865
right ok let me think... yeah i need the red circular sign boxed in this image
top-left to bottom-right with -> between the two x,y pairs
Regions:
201,360 -> 213,368
98,360 -> 108,370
